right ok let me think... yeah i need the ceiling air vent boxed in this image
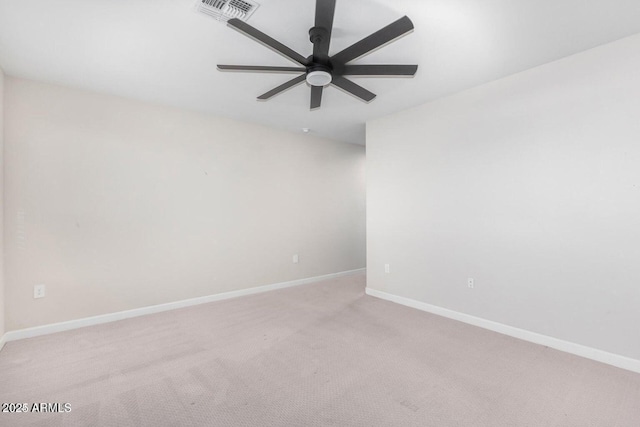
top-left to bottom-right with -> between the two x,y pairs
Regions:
195,0 -> 260,22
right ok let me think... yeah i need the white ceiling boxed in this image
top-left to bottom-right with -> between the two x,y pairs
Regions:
1,0 -> 640,145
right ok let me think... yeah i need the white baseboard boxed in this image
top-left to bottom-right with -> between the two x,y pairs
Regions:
1,269 -> 365,346
365,287 -> 640,374
0,333 -> 6,353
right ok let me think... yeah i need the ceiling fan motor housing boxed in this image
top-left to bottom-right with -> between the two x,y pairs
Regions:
306,54 -> 333,87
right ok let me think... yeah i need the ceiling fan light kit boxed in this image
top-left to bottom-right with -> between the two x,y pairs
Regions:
306,70 -> 332,87
217,0 -> 418,110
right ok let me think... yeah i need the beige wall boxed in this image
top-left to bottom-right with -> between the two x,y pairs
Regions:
0,67 -> 5,339
4,77 -> 366,331
367,33 -> 640,360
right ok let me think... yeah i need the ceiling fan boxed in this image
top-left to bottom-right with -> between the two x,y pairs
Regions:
217,0 -> 418,110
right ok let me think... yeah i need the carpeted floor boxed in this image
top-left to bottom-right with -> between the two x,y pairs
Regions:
1,273 -> 639,426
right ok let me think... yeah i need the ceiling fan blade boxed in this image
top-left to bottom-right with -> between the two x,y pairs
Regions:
257,74 -> 307,100
331,77 -> 376,103
227,18 -> 309,66
217,65 -> 307,73
342,64 -> 418,77
310,86 -> 323,110
331,16 -> 414,65
313,0 -> 337,58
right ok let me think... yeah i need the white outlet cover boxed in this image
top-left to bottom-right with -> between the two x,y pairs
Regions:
34,284 -> 46,298
384,264 -> 390,274
293,254 -> 299,264
467,278 -> 474,288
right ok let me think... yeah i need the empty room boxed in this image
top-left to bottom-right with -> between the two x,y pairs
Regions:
1,0 -> 639,425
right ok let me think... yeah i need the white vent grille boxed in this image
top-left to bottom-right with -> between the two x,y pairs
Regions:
195,0 -> 260,22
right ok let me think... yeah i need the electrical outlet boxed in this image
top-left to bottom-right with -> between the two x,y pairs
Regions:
293,254 -> 299,264
467,278 -> 474,289
384,264 -> 390,274
34,284 -> 46,299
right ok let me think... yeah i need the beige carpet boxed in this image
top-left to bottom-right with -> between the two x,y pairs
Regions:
1,274 -> 639,426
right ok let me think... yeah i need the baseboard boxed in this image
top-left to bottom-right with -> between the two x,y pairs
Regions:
0,333 -> 6,353
1,268 -> 365,345
365,287 -> 640,374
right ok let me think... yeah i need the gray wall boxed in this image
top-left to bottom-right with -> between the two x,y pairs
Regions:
4,77 -> 366,331
367,33 -> 640,360
0,67 -> 4,340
